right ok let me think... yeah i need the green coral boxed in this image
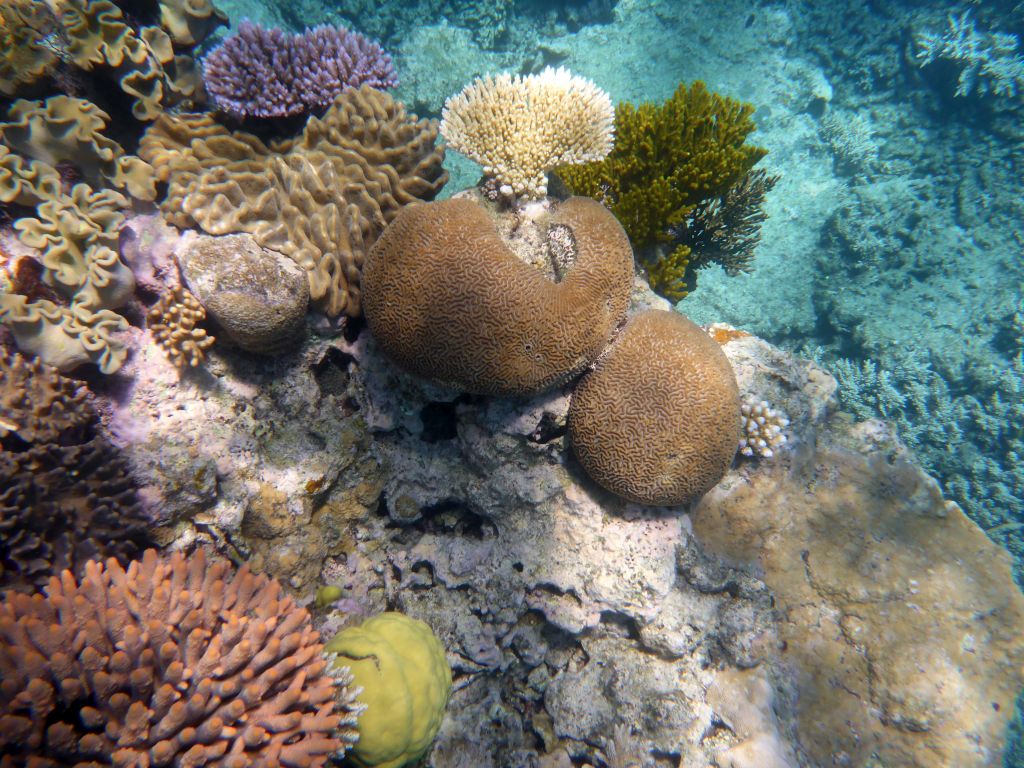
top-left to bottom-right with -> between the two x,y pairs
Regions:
325,612 -> 452,768
558,81 -> 768,301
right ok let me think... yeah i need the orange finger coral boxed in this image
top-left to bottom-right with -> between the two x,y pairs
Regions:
0,548 -> 363,766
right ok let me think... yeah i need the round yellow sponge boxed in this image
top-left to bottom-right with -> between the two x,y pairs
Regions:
325,612 -> 452,768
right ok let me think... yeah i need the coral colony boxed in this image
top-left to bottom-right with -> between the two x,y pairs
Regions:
1,1 -> 1023,766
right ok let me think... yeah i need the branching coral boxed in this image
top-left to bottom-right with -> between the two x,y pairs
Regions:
0,352 -> 149,593
738,397 -> 789,459
203,21 -> 398,119
557,81 -> 770,300
441,66 -> 614,199
0,548 -> 362,765
148,285 -> 215,367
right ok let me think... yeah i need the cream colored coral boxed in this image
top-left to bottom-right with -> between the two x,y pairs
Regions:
738,398 -> 789,459
441,66 -> 614,199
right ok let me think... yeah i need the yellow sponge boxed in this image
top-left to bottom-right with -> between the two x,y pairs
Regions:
325,612 -> 452,768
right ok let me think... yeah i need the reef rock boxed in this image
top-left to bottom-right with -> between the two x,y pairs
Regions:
107,282 -> 1024,766
178,232 -> 309,355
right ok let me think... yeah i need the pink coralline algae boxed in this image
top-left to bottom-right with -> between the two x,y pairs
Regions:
202,21 -> 398,119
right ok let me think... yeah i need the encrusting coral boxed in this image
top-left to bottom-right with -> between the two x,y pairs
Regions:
147,285 -> 216,368
326,612 -> 452,768
557,81 -> 770,301
362,194 -> 634,395
568,309 -> 741,505
140,85 -> 448,317
441,66 -> 614,199
203,21 -> 398,119
0,548 -> 362,765
0,352 -> 149,593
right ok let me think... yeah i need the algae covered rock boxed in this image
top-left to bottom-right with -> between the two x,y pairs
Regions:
326,612 -> 452,768
178,233 -> 308,355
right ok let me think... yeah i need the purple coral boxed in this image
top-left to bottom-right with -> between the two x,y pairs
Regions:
202,21 -> 398,119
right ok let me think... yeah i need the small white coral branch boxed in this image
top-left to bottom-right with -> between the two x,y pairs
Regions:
440,66 -> 614,199
739,398 -> 789,459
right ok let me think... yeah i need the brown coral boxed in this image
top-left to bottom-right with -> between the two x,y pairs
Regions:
362,195 -> 635,396
568,310 -> 741,505
0,547 -> 360,765
148,285 -> 215,367
0,352 -> 149,593
139,85 -> 447,317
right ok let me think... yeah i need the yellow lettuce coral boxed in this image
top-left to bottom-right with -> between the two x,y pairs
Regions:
557,81 -> 767,300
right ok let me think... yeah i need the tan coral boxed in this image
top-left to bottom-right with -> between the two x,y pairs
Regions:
0,351 -> 89,443
362,195 -> 634,395
0,548 -> 359,765
139,85 -> 448,317
147,285 -> 215,368
0,0 -> 59,96
568,310 -> 741,505
156,0 -> 227,46
0,96 -> 155,200
0,146 -> 63,205
441,66 -> 614,199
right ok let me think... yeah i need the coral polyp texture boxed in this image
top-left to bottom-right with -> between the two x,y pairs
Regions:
0,352 -> 149,593
568,309 -> 741,505
0,548 -> 360,765
441,66 -> 614,199
738,397 -> 789,459
203,21 -> 398,119
362,194 -> 634,395
557,81 -> 769,301
140,85 -> 447,317
147,285 -> 215,368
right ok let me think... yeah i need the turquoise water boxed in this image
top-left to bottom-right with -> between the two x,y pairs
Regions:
1,0 -> 1022,765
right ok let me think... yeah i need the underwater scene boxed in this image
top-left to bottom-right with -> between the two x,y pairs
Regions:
0,0 -> 1023,765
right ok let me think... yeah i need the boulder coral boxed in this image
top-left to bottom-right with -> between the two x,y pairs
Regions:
568,309 -> 741,505
362,194 -> 634,396
325,612 -> 452,768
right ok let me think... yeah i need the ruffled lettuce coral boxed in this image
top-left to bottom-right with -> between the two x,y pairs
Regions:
557,81 -> 769,301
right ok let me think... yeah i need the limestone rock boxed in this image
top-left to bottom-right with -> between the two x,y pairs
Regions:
179,233 -> 308,355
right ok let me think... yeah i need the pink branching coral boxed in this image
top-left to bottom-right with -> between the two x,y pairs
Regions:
203,21 -> 397,118
0,548 -> 362,765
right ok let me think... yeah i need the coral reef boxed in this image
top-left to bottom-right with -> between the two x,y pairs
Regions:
568,310 -> 741,505
0,352 -> 149,593
914,11 -> 1024,100
1,0 -> 225,120
0,95 -> 155,373
557,81 -> 769,300
178,233 -> 309,355
0,548 -> 359,765
362,193 -> 633,395
203,22 -> 397,119
325,612 -> 451,768
441,67 -> 614,199
147,285 -> 215,368
140,85 -> 447,317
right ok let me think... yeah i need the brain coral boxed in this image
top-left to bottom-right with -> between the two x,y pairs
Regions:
0,548 -> 363,765
441,66 -> 614,199
568,309 -> 741,505
140,85 -> 447,317
362,195 -> 634,396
